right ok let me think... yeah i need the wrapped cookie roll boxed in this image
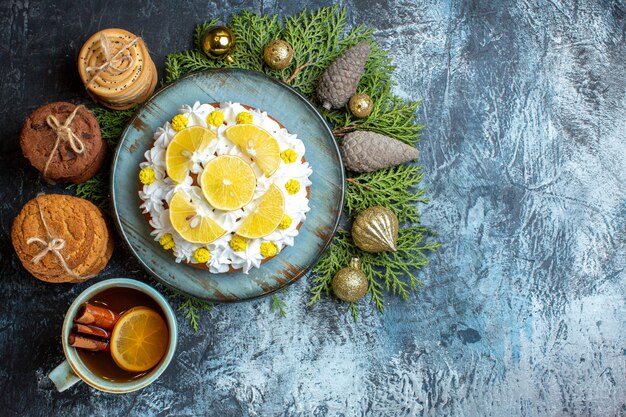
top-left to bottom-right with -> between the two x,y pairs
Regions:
77,28 -> 157,110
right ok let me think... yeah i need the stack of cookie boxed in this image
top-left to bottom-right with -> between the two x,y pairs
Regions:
11,194 -> 113,283
77,28 -> 157,110
20,102 -> 105,183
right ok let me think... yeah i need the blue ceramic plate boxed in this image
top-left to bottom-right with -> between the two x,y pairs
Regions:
111,69 -> 344,302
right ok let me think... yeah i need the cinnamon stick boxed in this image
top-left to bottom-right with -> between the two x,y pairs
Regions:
68,333 -> 110,352
74,302 -> 120,330
72,323 -> 111,339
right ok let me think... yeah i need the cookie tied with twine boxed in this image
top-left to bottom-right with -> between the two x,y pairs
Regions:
20,102 -> 106,183
44,105 -> 85,176
78,28 -> 157,110
11,194 -> 114,283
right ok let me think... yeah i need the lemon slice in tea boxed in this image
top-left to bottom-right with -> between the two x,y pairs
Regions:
110,307 -> 169,373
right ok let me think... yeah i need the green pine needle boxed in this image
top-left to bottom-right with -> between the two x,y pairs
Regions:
308,229 -> 354,305
362,227 -> 440,307
194,20 -> 218,51
66,106 -> 137,211
270,294 -> 287,318
155,282 -> 214,332
91,106 -> 137,148
345,165 -> 429,224
164,49 -> 221,84
349,302 -> 359,321
230,12 -> 282,72
68,171 -> 110,211
281,6 -> 353,95
177,297 -> 213,332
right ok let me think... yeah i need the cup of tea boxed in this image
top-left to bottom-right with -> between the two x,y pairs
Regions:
48,278 -> 178,393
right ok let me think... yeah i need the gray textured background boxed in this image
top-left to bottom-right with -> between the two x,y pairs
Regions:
1,1 -> 625,416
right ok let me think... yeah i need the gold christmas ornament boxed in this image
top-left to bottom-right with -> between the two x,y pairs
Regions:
263,40 -> 293,70
352,206 -> 399,253
331,258 -> 369,302
348,93 -> 374,118
201,26 -> 235,62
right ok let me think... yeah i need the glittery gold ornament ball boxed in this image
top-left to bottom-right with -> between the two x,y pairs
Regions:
201,26 -> 235,62
331,258 -> 369,303
352,206 -> 398,253
263,40 -> 294,70
348,93 -> 374,118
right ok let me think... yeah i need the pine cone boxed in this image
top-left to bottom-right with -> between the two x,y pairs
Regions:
317,42 -> 371,110
340,130 -> 420,172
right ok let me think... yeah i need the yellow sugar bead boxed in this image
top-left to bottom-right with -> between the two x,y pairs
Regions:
230,235 -> 247,251
171,114 -> 188,132
159,233 -> 175,250
260,241 -> 278,257
139,167 -> 156,185
280,149 -> 298,164
285,179 -> 300,195
193,247 -> 211,263
236,111 -> 253,124
206,110 -> 225,127
278,214 -> 292,229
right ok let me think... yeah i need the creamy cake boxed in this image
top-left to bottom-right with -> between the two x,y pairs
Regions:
138,101 -> 312,274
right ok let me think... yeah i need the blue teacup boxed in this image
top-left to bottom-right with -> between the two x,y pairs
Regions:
48,278 -> 178,393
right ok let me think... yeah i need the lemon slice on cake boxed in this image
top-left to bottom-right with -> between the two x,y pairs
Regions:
201,155 -> 257,211
165,126 -> 216,183
224,124 -> 281,177
236,184 -> 285,238
169,189 -> 226,243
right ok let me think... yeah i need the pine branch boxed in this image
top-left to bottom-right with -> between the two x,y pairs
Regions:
66,107 -> 136,209
230,11 -> 282,73
313,18 -> 424,145
177,297 -> 213,332
362,227 -> 440,309
270,294 -> 287,318
194,20 -> 219,51
349,302 -> 359,321
163,53 -> 183,85
154,282 -> 214,331
164,50 -> 222,84
327,96 -> 424,145
67,171 -> 110,211
308,229 -> 353,305
345,165 -> 429,224
91,106 -> 137,148
282,6 -> 353,94
367,271 -> 386,312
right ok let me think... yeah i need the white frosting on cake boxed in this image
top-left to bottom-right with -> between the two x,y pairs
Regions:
139,101 -> 312,274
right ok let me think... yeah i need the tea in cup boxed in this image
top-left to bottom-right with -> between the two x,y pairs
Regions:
49,278 -> 178,393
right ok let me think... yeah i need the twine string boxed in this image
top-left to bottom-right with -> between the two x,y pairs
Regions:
85,33 -> 140,85
43,105 -> 85,177
26,197 -> 80,279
